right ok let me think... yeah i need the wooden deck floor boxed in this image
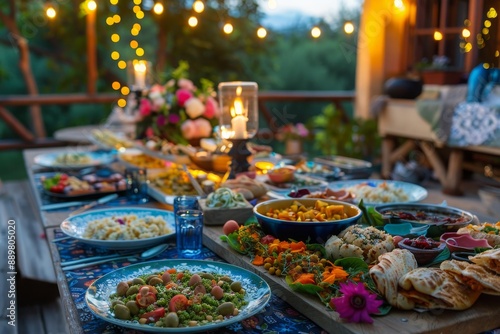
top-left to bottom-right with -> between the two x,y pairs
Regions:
0,176 -> 497,334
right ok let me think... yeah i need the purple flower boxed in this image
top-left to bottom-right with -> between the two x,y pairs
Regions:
331,282 -> 383,324
168,113 -> 180,124
156,114 -> 167,127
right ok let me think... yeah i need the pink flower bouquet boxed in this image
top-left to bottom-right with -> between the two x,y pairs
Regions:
135,61 -> 220,145
276,123 -> 310,141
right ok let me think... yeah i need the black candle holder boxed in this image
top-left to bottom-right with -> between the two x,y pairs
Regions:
228,138 -> 251,179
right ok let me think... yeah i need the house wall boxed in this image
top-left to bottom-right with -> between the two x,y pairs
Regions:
355,0 -> 411,119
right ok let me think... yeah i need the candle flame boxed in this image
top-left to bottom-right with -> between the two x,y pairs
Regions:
230,97 -> 244,117
134,61 -> 147,73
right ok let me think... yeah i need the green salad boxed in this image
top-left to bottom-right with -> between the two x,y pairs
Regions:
109,268 -> 248,328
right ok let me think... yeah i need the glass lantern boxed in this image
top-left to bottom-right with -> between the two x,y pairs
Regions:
127,60 -> 153,91
218,82 -> 258,140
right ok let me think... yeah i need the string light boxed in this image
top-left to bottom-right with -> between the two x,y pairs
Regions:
433,31 -> 443,40
46,5 -> 57,19
223,23 -> 233,34
257,27 -> 267,39
112,81 -> 121,90
120,86 -> 130,95
153,2 -> 164,15
487,8 -> 497,18
136,47 -> 145,56
111,33 -> 120,42
193,1 -> 205,13
106,17 -> 114,25
188,16 -> 198,27
87,0 -> 96,11
462,28 -> 470,38
393,0 -> 405,11
117,99 -> 127,108
118,60 -> 127,69
311,26 -> 321,38
111,51 -> 120,60
130,40 -> 139,49
136,10 -> 145,19
344,22 -> 355,34
113,14 -> 121,23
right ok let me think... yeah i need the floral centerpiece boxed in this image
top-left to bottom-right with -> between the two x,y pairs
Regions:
135,61 -> 220,146
276,123 -> 310,141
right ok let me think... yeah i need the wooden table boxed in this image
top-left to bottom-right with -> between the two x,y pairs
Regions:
21,146 -> 500,334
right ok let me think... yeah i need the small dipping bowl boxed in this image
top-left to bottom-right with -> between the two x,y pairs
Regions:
384,222 -> 429,238
398,238 -> 446,266
267,166 -> 296,184
440,232 -> 492,253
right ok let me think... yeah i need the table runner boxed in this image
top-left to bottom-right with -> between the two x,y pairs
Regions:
53,229 -> 328,333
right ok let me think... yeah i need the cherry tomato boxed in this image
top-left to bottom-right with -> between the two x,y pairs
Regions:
50,184 -> 65,193
140,307 -> 165,323
136,291 -> 156,307
59,174 -> 69,181
260,235 -> 276,244
168,294 -> 189,312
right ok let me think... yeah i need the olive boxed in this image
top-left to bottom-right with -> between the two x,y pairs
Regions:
210,286 -> 224,300
162,271 -> 171,283
217,302 -> 235,316
116,281 -> 129,296
148,277 -> 164,286
110,299 -> 125,308
125,301 -> 139,315
199,273 -> 214,280
163,312 -> 179,327
146,275 -> 159,283
220,275 -> 232,282
189,274 -> 202,287
114,304 -> 131,320
194,284 -> 206,295
132,278 -> 146,285
230,281 -> 242,292
126,285 -> 139,296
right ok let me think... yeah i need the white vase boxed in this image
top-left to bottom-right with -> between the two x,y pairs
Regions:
285,139 -> 303,155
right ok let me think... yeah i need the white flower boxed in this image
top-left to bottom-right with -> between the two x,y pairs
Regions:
185,97 -> 205,119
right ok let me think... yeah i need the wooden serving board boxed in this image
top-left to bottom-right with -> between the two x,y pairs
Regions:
203,225 -> 500,334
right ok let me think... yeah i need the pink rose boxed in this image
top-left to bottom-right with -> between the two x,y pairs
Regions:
150,84 -> 165,94
185,97 -> 205,119
178,78 -> 195,91
296,123 -> 309,137
181,120 -> 197,139
176,89 -> 193,107
193,118 -> 212,138
203,96 -> 219,119
139,99 -> 153,117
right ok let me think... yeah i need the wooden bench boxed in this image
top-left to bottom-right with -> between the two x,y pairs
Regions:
0,180 -> 69,334
379,99 -> 500,195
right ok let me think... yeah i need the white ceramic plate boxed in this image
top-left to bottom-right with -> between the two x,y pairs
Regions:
327,179 -> 428,206
34,151 -> 115,169
85,259 -> 271,333
60,208 -> 175,249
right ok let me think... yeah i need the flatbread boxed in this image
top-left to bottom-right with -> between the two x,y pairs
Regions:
398,267 -> 482,310
469,248 -> 500,275
369,249 -> 417,310
440,259 -> 500,295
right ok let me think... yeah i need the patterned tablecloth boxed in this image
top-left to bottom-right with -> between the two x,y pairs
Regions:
53,229 -> 328,334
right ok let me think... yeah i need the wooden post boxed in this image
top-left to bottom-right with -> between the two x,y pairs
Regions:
86,5 -> 97,95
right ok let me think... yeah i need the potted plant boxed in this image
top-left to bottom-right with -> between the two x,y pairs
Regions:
415,56 -> 464,85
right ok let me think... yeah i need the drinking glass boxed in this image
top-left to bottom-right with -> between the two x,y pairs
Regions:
175,209 -> 203,257
125,167 -> 149,204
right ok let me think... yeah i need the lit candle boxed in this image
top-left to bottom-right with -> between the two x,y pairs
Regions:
134,61 -> 147,89
231,97 -> 247,139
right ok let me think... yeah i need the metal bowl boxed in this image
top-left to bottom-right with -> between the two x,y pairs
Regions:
253,198 -> 362,243
374,203 -> 474,238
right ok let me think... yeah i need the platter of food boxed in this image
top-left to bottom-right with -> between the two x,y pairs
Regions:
327,179 -> 428,206
258,172 -> 328,193
39,170 -> 126,198
85,259 -> 271,332
89,128 -> 135,150
118,148 -> 170,171
34,150 -> 115,169
60,208 -> 175,249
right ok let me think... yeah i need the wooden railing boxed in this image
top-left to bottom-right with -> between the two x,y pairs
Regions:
0,91 -> 355,150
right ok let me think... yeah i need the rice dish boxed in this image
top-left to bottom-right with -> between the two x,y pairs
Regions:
83,214 -> 171,240
346,182 -> 409,203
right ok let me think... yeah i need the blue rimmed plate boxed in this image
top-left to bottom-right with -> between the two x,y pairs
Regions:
85,259 -> 271,333
327,179 -> 428,206
60,208 -> 175,250
34,150 -> 115,169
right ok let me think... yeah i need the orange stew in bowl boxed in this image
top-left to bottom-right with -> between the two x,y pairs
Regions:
265,200 -> 351,222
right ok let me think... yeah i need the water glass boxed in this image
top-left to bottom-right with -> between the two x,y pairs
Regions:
173,195 -> 199,212
125,167 -> 149,204
175,209 -> 203,257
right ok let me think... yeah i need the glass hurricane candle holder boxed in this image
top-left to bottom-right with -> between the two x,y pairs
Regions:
127,60 -> 153,92
218,81 -> 259,179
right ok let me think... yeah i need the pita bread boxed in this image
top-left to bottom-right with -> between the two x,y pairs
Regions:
369,249 -> 417,310
398,267 -> 482,310
440,259 -> 500,295
470,248 -> 500,275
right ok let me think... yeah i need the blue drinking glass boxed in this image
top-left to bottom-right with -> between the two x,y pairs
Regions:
175,209 -> 203,257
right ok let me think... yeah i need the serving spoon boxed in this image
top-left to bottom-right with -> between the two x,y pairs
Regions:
62,243 -> 169,271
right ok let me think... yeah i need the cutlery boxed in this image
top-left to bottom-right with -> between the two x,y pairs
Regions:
62,243 -> 169,271
42,201 -> 87,211
60,249 -> 138,267
182,165 -> 206,197
68,193 -> 119,216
